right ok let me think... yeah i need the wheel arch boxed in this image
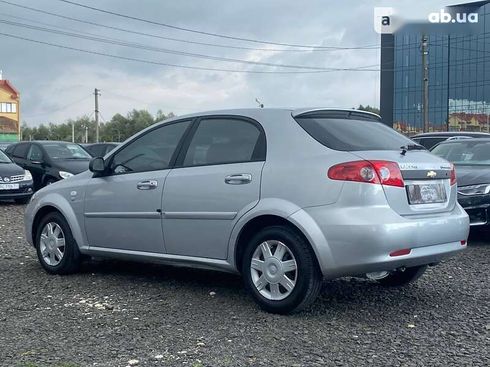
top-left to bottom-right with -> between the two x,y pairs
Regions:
30,195 -> 85,250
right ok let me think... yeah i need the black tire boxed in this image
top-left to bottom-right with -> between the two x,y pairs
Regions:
242,225 -> 322,314
35,212 -> 81,275
376,265 -> 427,286
14,197 -> 30,204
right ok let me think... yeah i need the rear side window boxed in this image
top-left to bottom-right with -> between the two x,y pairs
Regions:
182,118 -> 264,167
294,116 -> 413,151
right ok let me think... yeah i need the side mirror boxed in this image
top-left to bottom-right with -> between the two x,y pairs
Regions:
89,157 -> 106,174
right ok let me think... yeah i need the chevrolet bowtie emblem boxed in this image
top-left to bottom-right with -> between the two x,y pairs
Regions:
427,170 -> 437,178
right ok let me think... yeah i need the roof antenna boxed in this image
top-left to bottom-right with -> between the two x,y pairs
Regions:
255,98 -> 264,108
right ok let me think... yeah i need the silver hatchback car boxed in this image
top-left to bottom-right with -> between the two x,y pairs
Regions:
24,108 -> 469,314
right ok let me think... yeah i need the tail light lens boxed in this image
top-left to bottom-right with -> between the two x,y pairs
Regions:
450,164 -> 457,186
328,160 -> 404,187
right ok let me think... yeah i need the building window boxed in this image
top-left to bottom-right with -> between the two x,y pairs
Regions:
0,102 -> 17,113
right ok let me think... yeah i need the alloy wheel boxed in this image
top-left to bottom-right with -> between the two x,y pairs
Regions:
250,240 -> 298,301
39,222 -> 65,266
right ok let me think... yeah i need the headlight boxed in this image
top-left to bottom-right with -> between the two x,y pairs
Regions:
23,169 -> 32,181
59,171 -> 74,179
458,184 -> 490,196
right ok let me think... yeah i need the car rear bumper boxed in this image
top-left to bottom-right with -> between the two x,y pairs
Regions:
295,202 -> 469,279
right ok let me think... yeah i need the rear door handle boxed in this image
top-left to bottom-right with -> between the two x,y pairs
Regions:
137,180 -> 158,190
225,174 -> 252,185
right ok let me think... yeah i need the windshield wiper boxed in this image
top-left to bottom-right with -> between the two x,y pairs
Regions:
400,144 -> 426,155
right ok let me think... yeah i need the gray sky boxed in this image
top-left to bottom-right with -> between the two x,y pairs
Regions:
0,0 -> 450,126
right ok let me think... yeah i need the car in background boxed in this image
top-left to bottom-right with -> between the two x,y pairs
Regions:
0,142 -> 12,151
82,142 -> 119,157
5,141 -> 91,190
412,132 -> 490,149
24,108 -> 469,314
0,148 -> 34,204
431,138 -> 490,228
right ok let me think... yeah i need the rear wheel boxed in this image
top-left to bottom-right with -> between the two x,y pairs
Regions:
242,226 -> 322,314
375,265 -> 427,286
35,212 -> 81,274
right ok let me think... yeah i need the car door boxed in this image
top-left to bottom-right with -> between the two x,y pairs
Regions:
26,143 -> 45,189
83,120 -> 192,253
162,116 -> 266,259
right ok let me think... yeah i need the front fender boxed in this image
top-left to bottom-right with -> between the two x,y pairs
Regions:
25,192 -> 86,250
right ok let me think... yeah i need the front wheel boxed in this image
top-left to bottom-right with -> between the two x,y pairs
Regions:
35,212 -> 81,275
375,265 -> 427,286
242,226 -> 322,314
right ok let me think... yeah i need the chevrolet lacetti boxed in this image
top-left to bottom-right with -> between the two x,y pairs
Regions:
24,109 -> 469,314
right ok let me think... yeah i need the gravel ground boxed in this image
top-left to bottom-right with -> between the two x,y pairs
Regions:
0,202 -> 488,367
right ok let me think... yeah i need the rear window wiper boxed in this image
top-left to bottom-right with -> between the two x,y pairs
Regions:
400,144 -> 426,155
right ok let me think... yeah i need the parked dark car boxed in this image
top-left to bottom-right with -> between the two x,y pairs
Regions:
431,138 -> 490,227
5,141 -> 91,190
82,142 -> 119,157
412,132 -> 490,149
0,148 -> 34,203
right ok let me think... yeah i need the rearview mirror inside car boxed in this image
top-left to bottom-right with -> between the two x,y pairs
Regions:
89,157 -> 105,174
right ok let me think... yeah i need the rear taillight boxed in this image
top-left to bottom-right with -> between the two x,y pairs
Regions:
450,164 -> 457,186
328,160 -> 404,187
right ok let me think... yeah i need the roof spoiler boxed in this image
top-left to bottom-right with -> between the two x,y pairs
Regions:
292,108 -> 382,122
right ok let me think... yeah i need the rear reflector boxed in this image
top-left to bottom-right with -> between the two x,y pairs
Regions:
389,248 -> 411,257
461,240 -> 467,246
328,160 -> 404,187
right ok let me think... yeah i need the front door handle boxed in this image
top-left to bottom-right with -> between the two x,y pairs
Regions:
225,173 -> 252,185
137,180 -> 158,190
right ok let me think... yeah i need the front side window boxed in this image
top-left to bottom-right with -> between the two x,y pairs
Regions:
27,144 -> 43,161
111,120 -> 191,174
183,118 -> 263,167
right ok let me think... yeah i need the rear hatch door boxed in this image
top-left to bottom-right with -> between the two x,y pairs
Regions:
353,150 -> 455,216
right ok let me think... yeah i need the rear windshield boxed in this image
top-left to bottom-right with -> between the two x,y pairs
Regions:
294,116 -> 413,151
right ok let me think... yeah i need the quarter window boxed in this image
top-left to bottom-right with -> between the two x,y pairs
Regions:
183,118 -> 263,167
111,120 -> 191,174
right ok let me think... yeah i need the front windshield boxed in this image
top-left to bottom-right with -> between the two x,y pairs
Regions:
431,141 -> 490,165
0,149 -> 11,163
43,143 -> 91,160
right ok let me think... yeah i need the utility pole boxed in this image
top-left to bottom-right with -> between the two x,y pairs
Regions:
422,35 -> 429,133
72,121 -> 75,143
94,88 -> 100,143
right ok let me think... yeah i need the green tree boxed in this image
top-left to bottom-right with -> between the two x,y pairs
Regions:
357,104 -> 380,115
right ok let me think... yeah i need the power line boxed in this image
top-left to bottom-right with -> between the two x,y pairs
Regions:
0,19 -> 378,71
0,32 -> 382,74
0,0 -> 379,52
58,0 -> 378,50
